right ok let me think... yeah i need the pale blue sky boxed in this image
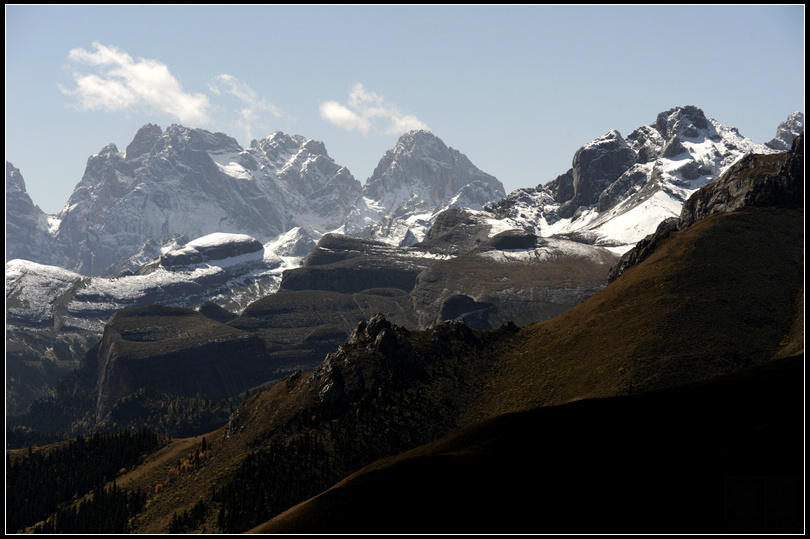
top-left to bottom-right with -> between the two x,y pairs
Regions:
5,5 -> 805,214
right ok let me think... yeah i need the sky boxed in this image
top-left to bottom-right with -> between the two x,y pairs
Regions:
5,5 -> 805,215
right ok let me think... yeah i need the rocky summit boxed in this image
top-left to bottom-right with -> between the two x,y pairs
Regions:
343,129 -> 506,246
478,105 -> 801,252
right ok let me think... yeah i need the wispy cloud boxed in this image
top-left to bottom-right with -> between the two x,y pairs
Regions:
208,74 -> 286,142
320,83 -> 429,135
60,42 -> 211,125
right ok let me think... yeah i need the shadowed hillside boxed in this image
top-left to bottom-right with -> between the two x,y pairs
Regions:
254,352 -> 803,534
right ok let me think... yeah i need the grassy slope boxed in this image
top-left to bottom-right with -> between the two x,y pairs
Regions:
470,207 -> 804,422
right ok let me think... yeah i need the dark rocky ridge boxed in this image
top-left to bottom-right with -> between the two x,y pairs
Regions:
679,131 -> 803,225
254,353 -> 804,533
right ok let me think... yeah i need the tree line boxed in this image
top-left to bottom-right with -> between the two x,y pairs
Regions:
32,482 -> 148,534
6,428 -> 162,533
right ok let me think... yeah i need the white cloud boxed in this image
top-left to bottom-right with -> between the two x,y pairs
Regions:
60,42 -> 211,125
208,74 -> 286,142
319,83 -> 429,135
319,101 -> 370,133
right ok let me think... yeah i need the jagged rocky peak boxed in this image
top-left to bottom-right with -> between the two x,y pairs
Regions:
302,138 -> 328,157
542,129 -> 639,218
366,129 -> 504,202
124,123 -> 163,159
766,111 -> 805,151
654,105 -> 711,139
476,105 -> 786,252
252,131 -> 307,158
6,162 -> 52,263
250,131 -> 360,206
7,161 -> 27,194
344,130 -> 505,246
156,124 -> 242,154
347,313 -> 400,346
36,122 -> 365,276
250,132 -> 331,167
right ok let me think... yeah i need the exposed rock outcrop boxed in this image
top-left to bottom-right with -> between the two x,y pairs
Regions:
678,132 -> 803,227
279,234 -> 437,294
93,305 -> 272,421
5,162 -> 52,263
609,132 -> 803,282
548,130 -> 639,218
766,111 -> 804,151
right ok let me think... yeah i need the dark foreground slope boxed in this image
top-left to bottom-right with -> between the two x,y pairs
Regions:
254,352 -> 803,534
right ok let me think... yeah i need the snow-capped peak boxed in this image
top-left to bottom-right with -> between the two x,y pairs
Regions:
342,130 -> 505,246
479,106 -> 802,254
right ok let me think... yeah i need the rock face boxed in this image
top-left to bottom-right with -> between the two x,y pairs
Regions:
344,130 -> 506,246
5,162 -> 52,263
481,106 -> 800,251
279,234 -> 438,295
678,132 -> 804,227
223,312 -> 491,442
547,130 -> 639,219
608,131 -> 804,282
766,111 -> 805,151
90,305 -> 272,421
47,125 -> 361,276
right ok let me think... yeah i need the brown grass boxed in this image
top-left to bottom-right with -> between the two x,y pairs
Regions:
471,207 -> 804,419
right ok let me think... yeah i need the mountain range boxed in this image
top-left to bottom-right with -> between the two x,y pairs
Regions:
7,129 -> 802,533
4,106 -> 803,419
6,125 -> 504,277
8,108 -> 803,277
